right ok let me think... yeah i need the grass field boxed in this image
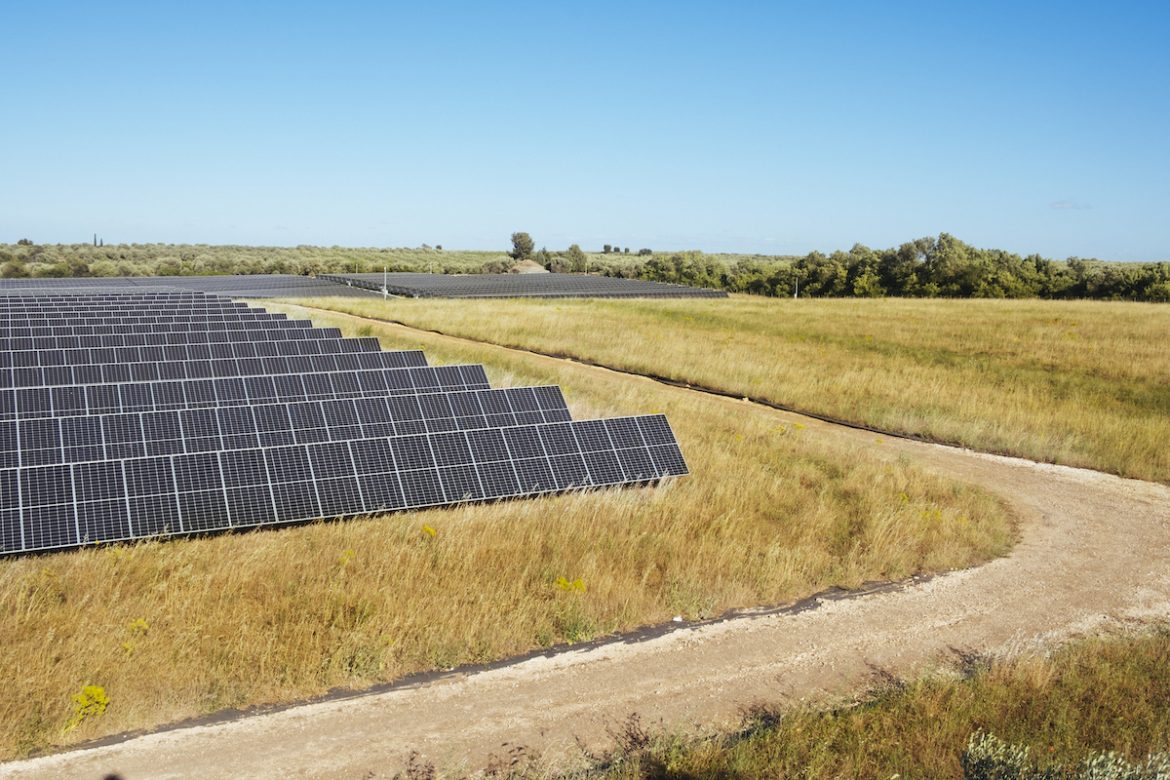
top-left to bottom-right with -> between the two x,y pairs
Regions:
291,296 -> 1170,483
590,626 -> 1170,779
0,304 -> 1011,760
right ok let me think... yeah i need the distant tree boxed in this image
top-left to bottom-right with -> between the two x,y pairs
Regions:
510,232 -> 534,261
637,248 -> 652,256
603,244 -> 612,254
435,244 -> 442,251
565,243 -> 587,272
157,259 -> 182,276
533,247 -> 553,269
16,238 -> 32,246
623,247 -> 630,254
1,258 -> 28,278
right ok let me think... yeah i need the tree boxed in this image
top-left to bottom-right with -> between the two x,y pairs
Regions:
1,258 -> 28,278
510,232 -> 534,261
16,238 -> 32,246
564,243 -> 587,272
603,244 -> 612,254
637,248 -> 652,256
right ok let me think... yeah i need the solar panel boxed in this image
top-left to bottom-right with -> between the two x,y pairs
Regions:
0,289 -> 688,555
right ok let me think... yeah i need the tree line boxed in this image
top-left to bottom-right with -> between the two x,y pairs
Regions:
622,234 -> 1170,302
2,234 -> 1167,301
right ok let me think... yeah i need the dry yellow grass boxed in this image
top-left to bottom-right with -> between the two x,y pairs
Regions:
601,627 -> 1170,779
0,304 -> 1012,759
293,296 -> 1170,483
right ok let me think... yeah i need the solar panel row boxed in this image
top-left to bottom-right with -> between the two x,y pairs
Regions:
1,386 -> 572,467
0,339 -> 384,361
0,289 -> 688,555
0,339 -> 395,367
0,331 -> 359,355
0,417 -> 684,553
0,365 -> 492,419
0,352 -> 431,387
0,275 -> 378,298
0,311 -> 293,324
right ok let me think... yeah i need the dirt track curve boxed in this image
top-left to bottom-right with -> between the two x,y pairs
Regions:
4,312 -> 1169,779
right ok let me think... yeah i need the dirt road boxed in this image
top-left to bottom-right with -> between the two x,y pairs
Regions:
5,314 -> 1169,779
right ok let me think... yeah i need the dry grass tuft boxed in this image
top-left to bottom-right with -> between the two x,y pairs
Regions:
0,302 -> 1012,759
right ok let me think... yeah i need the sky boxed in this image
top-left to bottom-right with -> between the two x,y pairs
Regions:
1,1 -> 1168,260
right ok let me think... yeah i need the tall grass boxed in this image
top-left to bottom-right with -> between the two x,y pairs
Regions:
292,296 -> 1170,482
0,305 -> 1012,759
593,627 -> 1170,779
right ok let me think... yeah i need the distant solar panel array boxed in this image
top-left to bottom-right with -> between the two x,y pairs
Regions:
0,272 -> 728,299
319,272 -> 729,299
0,289 -> 688,556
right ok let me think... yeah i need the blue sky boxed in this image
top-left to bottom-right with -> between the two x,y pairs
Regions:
2,1 -> 1167,259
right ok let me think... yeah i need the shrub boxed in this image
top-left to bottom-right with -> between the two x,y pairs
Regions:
961,732 -> 1170,780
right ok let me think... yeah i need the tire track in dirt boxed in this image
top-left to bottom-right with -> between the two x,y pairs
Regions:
6,307 -> 1169,779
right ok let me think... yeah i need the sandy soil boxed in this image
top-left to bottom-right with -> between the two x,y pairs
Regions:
4,313 -> 1168,779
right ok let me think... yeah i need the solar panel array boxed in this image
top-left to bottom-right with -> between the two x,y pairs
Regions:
0,272 -> 727,299
0,289 -> 688,556
318,272 -> 730,299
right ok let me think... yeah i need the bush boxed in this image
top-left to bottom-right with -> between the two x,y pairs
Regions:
962,732 -> 1170,780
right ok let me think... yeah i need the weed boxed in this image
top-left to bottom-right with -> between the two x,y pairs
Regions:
63,685 -> 108,734
554,576 -> 586,593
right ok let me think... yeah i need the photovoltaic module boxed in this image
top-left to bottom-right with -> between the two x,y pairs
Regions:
0,288 -> 688,555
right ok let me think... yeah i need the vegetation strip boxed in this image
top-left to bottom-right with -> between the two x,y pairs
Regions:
26,576 -> 926,760
289,296 -> 1170,483
292,304 -> 1008,456
5,233 -> 1170,300
586,626 -> 1170,779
